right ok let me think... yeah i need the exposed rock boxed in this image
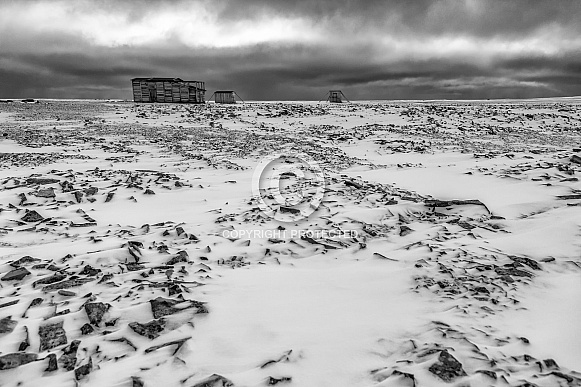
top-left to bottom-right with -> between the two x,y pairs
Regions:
73,191 -> 83,203
425,198 -> 489,212
167,250 -> 189,265
267,376 -> 292,385
39,321 -> 67,351
144,189 -> 155,195
33,273 -> 67,287
42,277 -> 95,292
144,337 -> 190,355
495,267 -> 533,278
457,220 -> 475,230
128,241 -> 143,261
19,326 -> 30,350
27,177 -> 59,185
98,274 -> 114,284
428,350 -> 467,382
18,192 -> 27,205
105,318 -> 119,327
150,297 -> 208,319
279,206 -> 300,215
168,283 -> 182,296
475,369 -> 497,379
84,302 -> 110,326
45,353 -> 58,372
79,265 -> 101,276
21,210 -> 44,222
36,188 -> 56,198
109,336 -> 137,350
0,299 -> 19,309
344,179 -> 364,189
132,376 -> 145,387
510,256 -> 541,270
0,353 -> 38,370
58,290 -> 76,296
27,297 -> 44,310
2,267 -> 31,281
399,225 -> 414,236
74,357 -> 92,380
390,370 -> 415,384
58,339 -> 80,371
83,186 -> 98,196
80,323 -> 94,335
129,318 -> 166,339
191,374 -> 234,387
570,154 -> 581,165
550,371 -> 575,383
61,180 -> 74,192
0,316 -> 17,334
10,255 -> 41,267
126,262 -> 145,271
543,358 -> 559,369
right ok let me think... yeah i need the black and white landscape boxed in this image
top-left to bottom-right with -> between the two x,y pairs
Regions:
0,2 -> 580,387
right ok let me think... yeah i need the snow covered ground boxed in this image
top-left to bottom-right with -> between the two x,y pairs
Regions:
0,99 -> 580,386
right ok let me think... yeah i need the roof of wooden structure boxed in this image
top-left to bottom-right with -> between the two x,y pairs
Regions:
131,78 -> 206,89
132,77 -> 183,82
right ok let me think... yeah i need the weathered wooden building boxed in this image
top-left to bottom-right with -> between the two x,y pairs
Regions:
328,90 -> 349,103
214,90 -> 235,104
131,78 -> 206,103
207,90 -> 244,104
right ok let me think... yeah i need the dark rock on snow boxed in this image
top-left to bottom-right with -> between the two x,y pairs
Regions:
10,255 -> 41,267
42,277 -> 95,291
59,339 -> 81,371
33,273 -> 67,287
21,210 -> 44,222
0,353 -> 38,370
84,302 -> 110,326
0,316 -> 17,334
39,321 -> 67,351
428,350 -> 467,382
150,297 -> 207,319
74,357 -> 92,380
45,353 -> 58,372
1,267 -> 31,281
191,374 -> 234,387
129,318 -> 166,339
80,323 -> 94,335
144,337 -> 190,355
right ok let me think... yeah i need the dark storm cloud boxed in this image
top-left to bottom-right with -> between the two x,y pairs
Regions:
0,0 -> 579,100
216,0 -> 581,38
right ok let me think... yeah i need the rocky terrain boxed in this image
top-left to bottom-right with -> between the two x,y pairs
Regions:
0,98 -> 580,386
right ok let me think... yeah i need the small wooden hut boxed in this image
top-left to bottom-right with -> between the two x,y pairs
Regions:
131,77 -> 206,103
214,90 -> 235,104
328,90 -> 349,103
208,90 -> 244,104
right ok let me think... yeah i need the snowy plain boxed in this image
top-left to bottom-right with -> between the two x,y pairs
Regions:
0,98 -> 580,386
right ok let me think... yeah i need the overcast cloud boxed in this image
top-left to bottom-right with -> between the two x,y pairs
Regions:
0,0 -> 580,100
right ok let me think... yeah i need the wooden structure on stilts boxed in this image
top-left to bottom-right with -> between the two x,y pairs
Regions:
320,90 -> 350,103
208,90 -> 245,104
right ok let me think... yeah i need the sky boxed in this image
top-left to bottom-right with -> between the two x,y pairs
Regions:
0,0 -> 580,100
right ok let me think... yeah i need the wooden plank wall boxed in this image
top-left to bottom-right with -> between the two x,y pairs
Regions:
216,92 -> 235,103
132,79 -> 205,103
132,80 -> 142,102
